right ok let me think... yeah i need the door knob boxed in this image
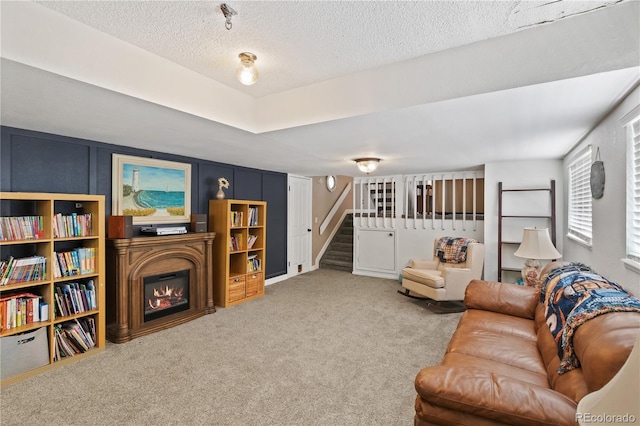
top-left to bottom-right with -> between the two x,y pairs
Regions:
308,228 -> 312,232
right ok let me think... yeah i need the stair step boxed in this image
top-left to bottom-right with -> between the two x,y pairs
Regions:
319,214 -> 354,272
328,242 -> 352,252
320,258 -> 353,272
323,251 -> 353,261
333,234 -> 352,243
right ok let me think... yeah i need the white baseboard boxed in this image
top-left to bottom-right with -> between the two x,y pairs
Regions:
265,274 -> 289,286
352,269 -> 399,280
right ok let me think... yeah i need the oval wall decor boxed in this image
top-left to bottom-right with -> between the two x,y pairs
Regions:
590,148 -> 605,199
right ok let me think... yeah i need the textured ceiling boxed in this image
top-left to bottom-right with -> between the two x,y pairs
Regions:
34,0 -> 624,98
2,1 -> 639,177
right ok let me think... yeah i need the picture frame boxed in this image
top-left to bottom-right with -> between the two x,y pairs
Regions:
112,154 -> 191,225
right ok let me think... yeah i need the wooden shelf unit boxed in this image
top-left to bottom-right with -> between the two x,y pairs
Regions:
497,180 -> 556,282
0,192 -> 105,386
208,199 -> 266,307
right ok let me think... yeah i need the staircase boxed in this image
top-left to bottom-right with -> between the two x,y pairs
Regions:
320,214 -> 353,272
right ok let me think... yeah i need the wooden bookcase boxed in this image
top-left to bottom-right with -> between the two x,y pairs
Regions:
0,192 -> 105,386
208,199 -> 266,307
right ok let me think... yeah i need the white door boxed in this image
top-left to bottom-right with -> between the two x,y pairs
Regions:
288,175 -> 312,277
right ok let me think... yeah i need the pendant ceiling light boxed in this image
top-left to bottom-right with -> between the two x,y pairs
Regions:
236,52 -> 259,86
355,158 -> 381,174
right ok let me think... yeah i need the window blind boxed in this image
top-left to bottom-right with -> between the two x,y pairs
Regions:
627,118 -> 640,262
568,147 -> 592,245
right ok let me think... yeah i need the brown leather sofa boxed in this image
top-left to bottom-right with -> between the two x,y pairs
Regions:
413,265 -> 640,425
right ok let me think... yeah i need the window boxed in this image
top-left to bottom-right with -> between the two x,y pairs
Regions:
568,146 -> 592,245
626,115 -> 640,263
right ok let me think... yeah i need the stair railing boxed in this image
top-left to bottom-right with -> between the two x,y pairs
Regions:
320,182 -> 352,235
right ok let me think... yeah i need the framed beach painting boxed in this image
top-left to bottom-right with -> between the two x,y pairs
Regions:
112,154 -> 191,225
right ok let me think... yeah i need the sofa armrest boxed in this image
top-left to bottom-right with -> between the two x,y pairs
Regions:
415,366 -> 578,426
464,280 -> 538,319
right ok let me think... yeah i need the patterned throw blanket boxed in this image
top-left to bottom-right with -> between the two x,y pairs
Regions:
540,263 -> 640,374
434,237 -> 477,264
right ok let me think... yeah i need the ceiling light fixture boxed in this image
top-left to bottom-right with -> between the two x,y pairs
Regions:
220,3 -> 237,30
354,157 -> 381,174
236,52 -> 259,85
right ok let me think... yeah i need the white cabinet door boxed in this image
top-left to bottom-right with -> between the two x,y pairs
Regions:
355,228 -> 396,274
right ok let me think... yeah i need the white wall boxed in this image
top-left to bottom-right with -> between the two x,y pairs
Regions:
484,160 -> 565,282
397,222 -> 484,272
562,86 -> 640,295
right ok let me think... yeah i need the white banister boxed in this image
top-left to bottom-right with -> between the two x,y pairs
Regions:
320,182 -> 352,235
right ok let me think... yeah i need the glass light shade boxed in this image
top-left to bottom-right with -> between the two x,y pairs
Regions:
355,158 -> 380,174
236,52 -> 258,86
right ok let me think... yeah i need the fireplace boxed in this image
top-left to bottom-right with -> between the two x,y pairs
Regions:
144,270 -> 190,322
106,233 -> 216,343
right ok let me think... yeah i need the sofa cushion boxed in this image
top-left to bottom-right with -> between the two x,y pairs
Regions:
465,280 -> 538,319
415,366 -> 579,426
409,259 -> 439,270
457,309 -> 537,341
447,324 -> 546,375
442,352 -> 549,387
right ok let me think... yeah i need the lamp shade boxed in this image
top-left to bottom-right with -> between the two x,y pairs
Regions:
514,227 -> 561,260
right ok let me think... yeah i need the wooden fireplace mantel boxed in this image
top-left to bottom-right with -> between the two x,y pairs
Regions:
106,232 -> 216,343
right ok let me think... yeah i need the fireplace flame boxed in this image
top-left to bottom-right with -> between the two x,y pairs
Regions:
147,285 -> 185,310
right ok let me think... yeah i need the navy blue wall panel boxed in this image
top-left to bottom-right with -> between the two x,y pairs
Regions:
1,126 -> 288,279
234,169 -> 263,201
262,172 -> 288,278
197,163 -> 235,213
5,133 -> 90,193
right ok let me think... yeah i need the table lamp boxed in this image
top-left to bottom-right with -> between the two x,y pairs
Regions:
514,227 -> 561,286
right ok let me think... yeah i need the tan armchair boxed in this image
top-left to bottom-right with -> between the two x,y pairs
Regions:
400,237 -> 484,302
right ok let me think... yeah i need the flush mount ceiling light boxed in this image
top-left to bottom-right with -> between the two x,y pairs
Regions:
236,52 -> 259,85
220,3 -> 237,30
354,158 -> 381,174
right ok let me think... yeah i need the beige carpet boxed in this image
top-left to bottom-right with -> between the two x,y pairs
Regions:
0,269 -> 461,426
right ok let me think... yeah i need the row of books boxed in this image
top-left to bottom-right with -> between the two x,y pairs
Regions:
248,207 -> 259,226
54,280 -> 97,317
247,255 -> 261,272
230,210 -> 243,227
53,248 -> 96,278
247,234 -> 258,249
0,292 -> 49,331
54,317 -> 96,360
0,216 -> 45,241
230,233 -> 243,251
0,255 -> 47,286
53,212 -> 93,238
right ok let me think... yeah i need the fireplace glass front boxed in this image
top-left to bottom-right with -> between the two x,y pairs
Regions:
143,270 -> 190,322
